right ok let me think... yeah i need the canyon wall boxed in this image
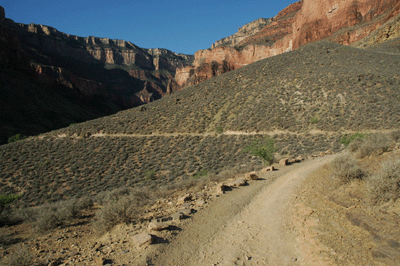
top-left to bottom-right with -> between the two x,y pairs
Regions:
6,20 -> 193,106
175,1 -> 302,88
0,6 -> 194,143
292,0 -> 400,48
211,18 -> 272,49
176,0 -> 400,88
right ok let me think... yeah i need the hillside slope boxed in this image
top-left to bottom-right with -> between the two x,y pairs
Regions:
64,41 -> 400,136
1,40 -> 399,205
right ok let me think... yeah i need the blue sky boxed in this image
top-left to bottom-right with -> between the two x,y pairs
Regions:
3,0 -> 298,55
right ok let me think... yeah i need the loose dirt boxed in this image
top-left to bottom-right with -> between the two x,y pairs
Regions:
148,155 -> 337,266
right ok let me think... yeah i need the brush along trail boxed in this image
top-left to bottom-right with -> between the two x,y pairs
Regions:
148,155 -> 337,266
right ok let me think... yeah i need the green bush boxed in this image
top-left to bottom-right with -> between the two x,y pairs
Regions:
243,135 -> 276,166
330,154 -> 363,183
310,116 -> 319,124
145,170 -> 156,180
340,132 -> 366,147
7,134 -> 28,143
367,158 -> 400,203
0,194 -> 22,214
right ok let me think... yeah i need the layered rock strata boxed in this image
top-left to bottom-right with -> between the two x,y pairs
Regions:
176,0 -> 400,88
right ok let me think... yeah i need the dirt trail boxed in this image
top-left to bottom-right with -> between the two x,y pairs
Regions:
149,155 -> 336,266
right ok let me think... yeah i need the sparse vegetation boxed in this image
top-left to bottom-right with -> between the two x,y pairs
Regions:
330,153 -> 363,182
92,188 -> 153,235
350,133 -> 394,158
244,135 -> 276,166
7,134 -> 28,143
331,131 -> 400,205
0,194 -> 22,214
339,132 -> 366,147
367,157 -> 400,203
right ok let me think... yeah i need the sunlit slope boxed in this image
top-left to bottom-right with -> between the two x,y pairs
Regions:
56,41 -> 400,137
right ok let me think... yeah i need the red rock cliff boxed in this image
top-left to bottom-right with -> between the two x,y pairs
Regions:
292,0 -> 400,48
176,0 -> 400,88
175,1 -> 302,88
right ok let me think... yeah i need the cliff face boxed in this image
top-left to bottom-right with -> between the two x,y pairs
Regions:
176,1 -> 302,88
292,0 -> 400,48
4,19 -> 194,108
176,0 -> 400,88
211,18 -> 272,49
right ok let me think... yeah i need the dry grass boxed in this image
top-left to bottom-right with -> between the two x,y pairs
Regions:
330,153 -> 364,183
354,133 -> 394,158
367,157 -> 400,203
92,188 -> 154,235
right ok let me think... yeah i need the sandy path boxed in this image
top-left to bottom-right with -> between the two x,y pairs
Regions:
149,155 -> 336,266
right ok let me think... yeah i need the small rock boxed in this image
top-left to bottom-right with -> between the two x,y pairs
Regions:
246,172 -> 260,180
177,194 -> 193,205
148,221 -> 170,231
227,179 -> 247,187
196,199 -> 206,206
181,202 -> 192,209
132,233 -> 154,247
172,212 -> 184,221
279,158 -> 289,166
179,208 -> 192,215
216,183 -> 229,194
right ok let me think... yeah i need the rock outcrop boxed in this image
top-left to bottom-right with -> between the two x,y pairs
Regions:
292,0 -> 400,48
0,14 -> 194,108
211,18 -> 272,49
0,6 -> 5,22
176,0 -> 400,88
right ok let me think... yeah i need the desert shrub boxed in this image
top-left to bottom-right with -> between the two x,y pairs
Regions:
36,205 -> 61,232
390,130 -> 400,142
330,153 -> 363,182
76,196 -> 94,210
310,116 -> 319,124
7,134 -> 28,144
145,170 -> 156,180
355,133 -> 393,158
34,197 -> 93,233
0,194 -> 22,214
93,195 -> 140,235
243,135 -> 276,165
56,199 -> 80,221
367,158 -> 400,203
1,245 -> 33,266
340,132 -> 366,147
347,138 -> 364,153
